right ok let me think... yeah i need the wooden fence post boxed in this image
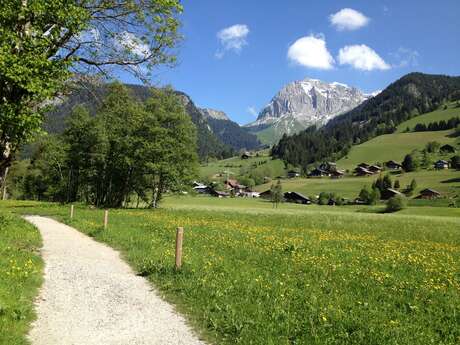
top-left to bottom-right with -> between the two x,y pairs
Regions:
175,227 -> 184,269
104,210 -> 109,229
70,204 -> 74,220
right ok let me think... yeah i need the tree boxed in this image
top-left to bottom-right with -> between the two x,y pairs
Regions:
0,0 -> 183,189
451,155 -> 460,169
402,154 -> 419,172
425,141 -> 441,153
386,195 -> 407,213
394,180 -> 401,189
270,180 -> 283,208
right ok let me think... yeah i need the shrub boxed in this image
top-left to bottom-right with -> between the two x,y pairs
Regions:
386,195 -> 407,213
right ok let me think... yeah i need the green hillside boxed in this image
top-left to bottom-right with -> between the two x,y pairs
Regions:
337,130 -> 456,171
255,169 -> 460,200
395,102 -> 460,133
200,150 -> 285,179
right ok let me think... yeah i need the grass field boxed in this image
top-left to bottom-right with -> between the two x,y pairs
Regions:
395,103 -> 460,133
0,210 -> 43,345
2,200 -> 459,345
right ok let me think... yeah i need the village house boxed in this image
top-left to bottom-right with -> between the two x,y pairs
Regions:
330,170 -> 345,179
416,188 -> 442,199
440,144 -> 455,154
318,162 -> 337,173
287,170 -> 300,178
284,192 -> 311,205
434,159 -> 449,169
385,160 -> 402,170
210,190 -> 230,198
259,190 -> 272,199
224,179 -> 247,194
368,165 -> 382,174
357,163 -> 370,169
381,188 -> 404,200
241,152 -> 252,159
354,166 -> 373,177
308,168 -> 330,177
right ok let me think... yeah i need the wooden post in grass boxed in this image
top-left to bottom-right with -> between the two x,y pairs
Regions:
103,210 -> 109,229
175,227 -> 184,269
70,205 -> 74,220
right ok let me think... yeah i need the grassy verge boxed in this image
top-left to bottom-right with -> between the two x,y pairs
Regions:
0,208 -> 43,345
2,200 -> 460,344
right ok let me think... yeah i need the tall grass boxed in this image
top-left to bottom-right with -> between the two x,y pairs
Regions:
0,209 -> 43,345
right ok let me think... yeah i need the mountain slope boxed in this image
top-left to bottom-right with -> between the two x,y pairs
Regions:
199,108 -> 261,151
244,78 -> 370,144
45,83 -> 233,161
272,73 -> 460,169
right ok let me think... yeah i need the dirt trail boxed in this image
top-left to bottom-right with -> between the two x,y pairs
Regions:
25,216 -> 206,345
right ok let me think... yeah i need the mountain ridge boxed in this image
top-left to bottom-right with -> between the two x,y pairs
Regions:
244,78 -> 372,144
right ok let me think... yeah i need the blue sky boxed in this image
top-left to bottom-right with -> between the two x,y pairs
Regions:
121,0 -> 460,125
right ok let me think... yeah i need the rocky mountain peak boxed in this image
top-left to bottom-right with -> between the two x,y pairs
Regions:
199,108 -> 230,121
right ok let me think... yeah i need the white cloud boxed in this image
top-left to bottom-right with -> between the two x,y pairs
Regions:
338,44 -> 390,71
287,34 -> 334,70
216,24 -> 249,57
114,32 -> 149,58
329,8 -> 370,31
390,47 -> 419,67
247,106 -> 258,117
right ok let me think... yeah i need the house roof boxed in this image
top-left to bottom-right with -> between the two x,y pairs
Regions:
284,191 -> 311,201
419,188 -> 441,195
435,160 -> 449,164
385,188 -> 403,196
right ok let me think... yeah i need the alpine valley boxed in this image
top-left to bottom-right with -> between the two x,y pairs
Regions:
244,78 -> 378,145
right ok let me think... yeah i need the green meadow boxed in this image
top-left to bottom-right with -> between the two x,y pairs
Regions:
395,102 -> 460,133
337,130 -> 456,171
0,210 -> 43,345
1,200 -> 459,345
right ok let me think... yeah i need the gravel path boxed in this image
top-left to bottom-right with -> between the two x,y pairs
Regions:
25,216 -> 206,345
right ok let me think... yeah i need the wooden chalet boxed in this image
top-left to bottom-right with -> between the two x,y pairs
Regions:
308,168 -> 329,177
368,165 -> 382,174
434,160 -> 449,169
259,190 -> 272,199
357,163 -> 370,169
318,162 -> 337,173
416,188 -> 442,199
354,166 -> 373,176
210,190 -> 230,198
330,170 -> 345,179
241,152 -> 252,159
385,160 -> 402,170
287,170 -> 300,178
381,188 -> 404,200
284,192 -> 311,205
440,144 -> 455,154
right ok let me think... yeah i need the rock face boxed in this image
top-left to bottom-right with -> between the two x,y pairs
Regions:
199,108 -> 230,121
244,78 -> 372,144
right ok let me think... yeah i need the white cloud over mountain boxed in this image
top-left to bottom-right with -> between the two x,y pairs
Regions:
287,34 -> 334,70
338,44 -> 390,71
329,8 -> 370,31
216,24 -> 249,57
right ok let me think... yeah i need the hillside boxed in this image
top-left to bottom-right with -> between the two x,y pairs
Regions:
200,150 -> 285,180
395,102 -> 460,133
337,130 -> 455,170
272,73 -> 460,168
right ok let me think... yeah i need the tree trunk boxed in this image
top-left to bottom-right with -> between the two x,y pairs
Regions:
1,167 -> 8,200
